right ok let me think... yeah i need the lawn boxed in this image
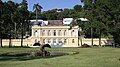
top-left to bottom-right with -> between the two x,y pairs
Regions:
0,47 -> 120,67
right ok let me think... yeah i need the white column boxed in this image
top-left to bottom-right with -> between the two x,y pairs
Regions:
51,30 -> 54,36
45,38 -> 47,44
51,38 -> 53,44
56,38 -> 59,43
56,30 -> 58,36
38,29 -> 40,37
32,29 -> 34,37
61,30 -> 64,36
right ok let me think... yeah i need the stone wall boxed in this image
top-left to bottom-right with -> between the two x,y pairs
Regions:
1,38 -> 113,47
80,38 -> 113,46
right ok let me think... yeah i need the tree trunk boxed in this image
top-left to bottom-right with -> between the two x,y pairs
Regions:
99,30 -> 101,46
9,33 -> 12,48
36,10 -> 38,22
0,38 -> 2,47
91,27 -> 93,46
80,36 -> 82,46
21,24 -> 23,47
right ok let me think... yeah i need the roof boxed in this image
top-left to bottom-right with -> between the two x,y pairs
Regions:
63,18 -> 73,25
77,18 -> 88,21
48,20 -> 63,26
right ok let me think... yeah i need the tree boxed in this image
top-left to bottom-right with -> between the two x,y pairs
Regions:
33,3 -> 42,21
74,5 -> 82,12
81,0 -> 120,46
7,0 -> 16,47
0,0 -> 3,47
19,0 -> 30,47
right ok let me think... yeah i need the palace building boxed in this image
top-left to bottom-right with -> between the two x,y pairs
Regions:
30,18 -> 80,47
1,18 -> 113,47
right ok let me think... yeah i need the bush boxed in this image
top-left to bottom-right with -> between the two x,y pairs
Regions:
81,43 -> 91,48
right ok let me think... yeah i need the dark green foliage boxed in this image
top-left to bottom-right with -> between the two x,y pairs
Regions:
81,43 -> 91,48
74,5 -> 82,12
30,7 -> 84,20
81,0 -> 120,45
0,0 -> 30,47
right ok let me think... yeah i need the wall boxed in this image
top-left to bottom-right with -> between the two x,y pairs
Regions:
1,38 -> 113,47
2,38 -> 34,47
80,38 -> 113,46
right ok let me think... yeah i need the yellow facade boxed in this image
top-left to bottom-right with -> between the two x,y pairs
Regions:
1,18 -> 114,47
31,25 -> 79,47
1,25 -> 114,47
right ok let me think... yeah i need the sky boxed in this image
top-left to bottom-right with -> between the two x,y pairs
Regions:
3,0 -> 83,11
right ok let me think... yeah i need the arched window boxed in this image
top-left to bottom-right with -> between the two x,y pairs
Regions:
58,30 -> 61,36
72,39 -> 75,43
48,30 -> 51,36
35,39 -> 37,43
42,30 -> 45,36
64,39 -> 67,43
48,39 -> 51,43
71,30 -> 75,36
53,39 -> 56,43
34,30 -> 38,37
64,30 -> 67,36
58,39 -> 62,43
43,39 -> 45,43
53,30 -> 56,36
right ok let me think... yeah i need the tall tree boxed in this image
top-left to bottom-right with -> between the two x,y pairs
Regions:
19,0 -> 30,47
74,5 -> 82,12
7,0 -> 15,47
81,0 -> 120,46
33,3 -> 42,22
80,0 -> 96,46
0,0 -> 3,47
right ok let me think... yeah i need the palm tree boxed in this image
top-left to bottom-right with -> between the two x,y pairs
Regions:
33,3 -> 42,22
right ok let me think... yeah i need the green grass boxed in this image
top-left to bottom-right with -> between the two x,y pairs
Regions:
0,47 -> 120,67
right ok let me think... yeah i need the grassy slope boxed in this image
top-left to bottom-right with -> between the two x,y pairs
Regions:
0,47 -> 120,67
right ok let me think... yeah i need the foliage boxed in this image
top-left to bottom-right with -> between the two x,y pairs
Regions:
0,0 -> 30,47
73,5 -> 82,12
0,0 -> 30,38
81,43 -> 91,48
81,0 -> 120,45
30,4 -> 84,20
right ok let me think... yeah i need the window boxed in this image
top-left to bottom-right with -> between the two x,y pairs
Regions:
53,30 -> 56,36
43,39 -> 45,43
58,30 -> 61,36
72,39 -> 75,43
58,39 -> 62,43
48,30 -> 51,36
35,39 -> 37,43
53,39 -> 56,43
42,30 -> 45,36
71,30 -> 75,36
34,30 -> 38,37
64,39 -> 67,43
64,30 -> 67,36
48,39 -> 51,43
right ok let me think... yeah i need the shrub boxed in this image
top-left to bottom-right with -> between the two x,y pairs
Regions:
81,43 -> 91,48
